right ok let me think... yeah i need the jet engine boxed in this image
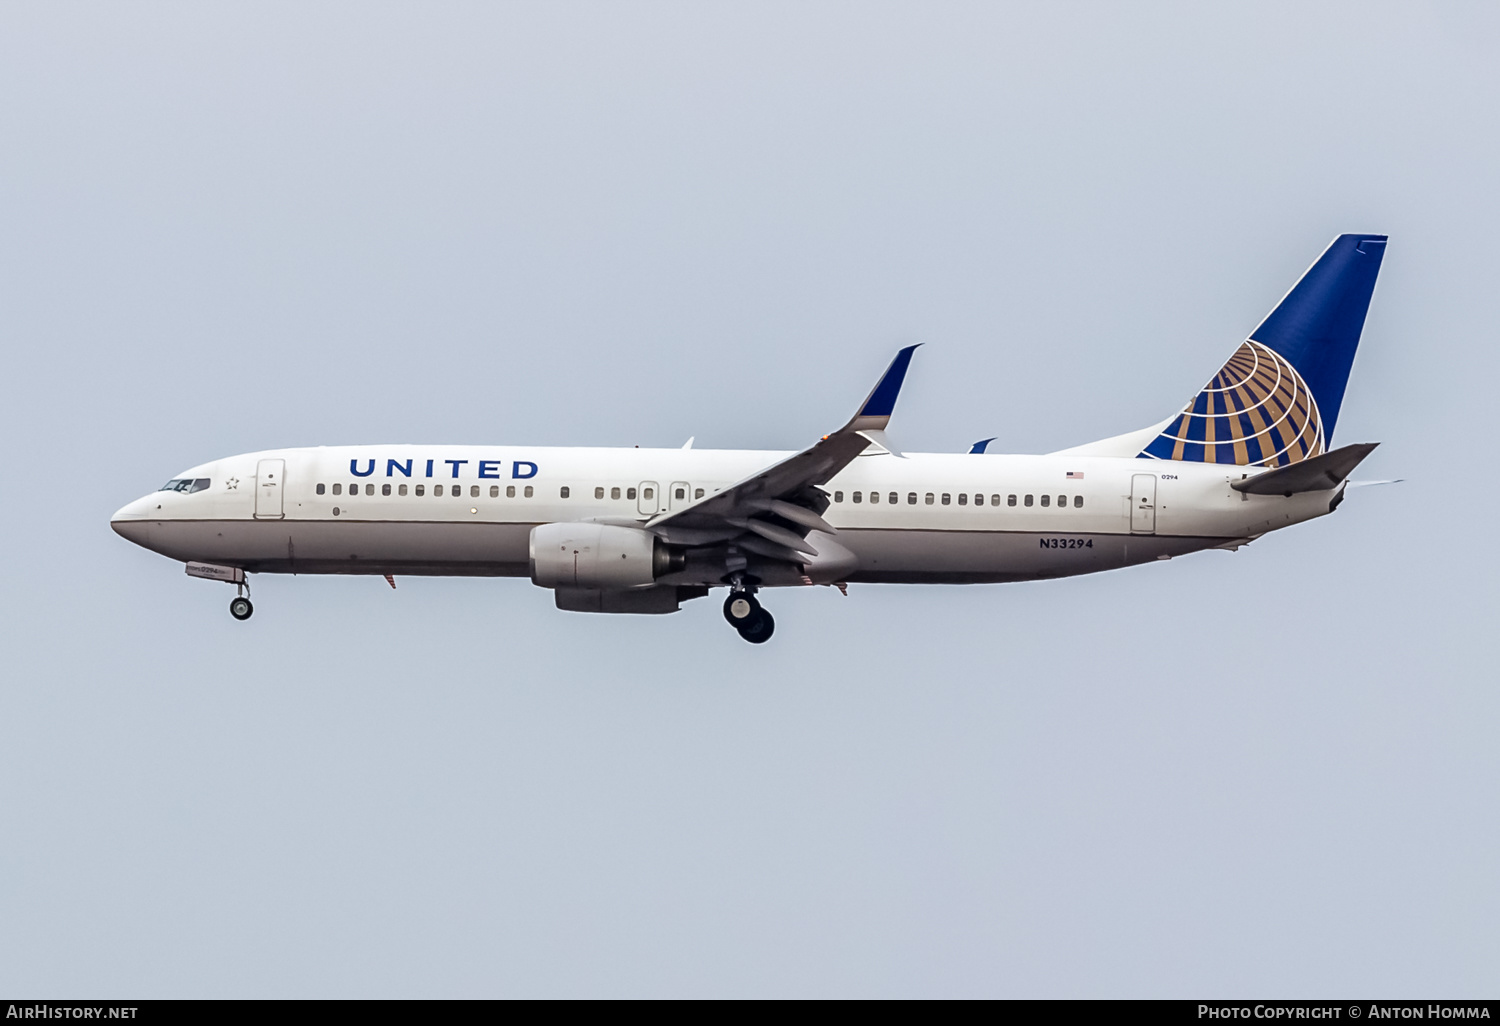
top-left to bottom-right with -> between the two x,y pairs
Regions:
529,522 -> 684,591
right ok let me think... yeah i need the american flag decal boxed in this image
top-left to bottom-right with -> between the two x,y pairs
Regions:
1066,471 -> 1084,479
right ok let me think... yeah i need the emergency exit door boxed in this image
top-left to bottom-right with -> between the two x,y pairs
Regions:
637,481 -> 660,516
1130,474 -> 1156,534
255,458 -> 285,519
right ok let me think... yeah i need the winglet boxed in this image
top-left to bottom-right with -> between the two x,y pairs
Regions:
849,344 -> 921,431
968,437 -> 995,454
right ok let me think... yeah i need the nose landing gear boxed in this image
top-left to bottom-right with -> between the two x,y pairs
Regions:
723,589 -> 774,644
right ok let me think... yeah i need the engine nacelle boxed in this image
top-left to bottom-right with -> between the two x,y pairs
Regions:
529,522 -> 682,590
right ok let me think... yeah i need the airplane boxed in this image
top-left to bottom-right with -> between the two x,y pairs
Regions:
112,233 -> 1388,643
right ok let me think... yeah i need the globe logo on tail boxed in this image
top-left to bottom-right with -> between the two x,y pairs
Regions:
1139,340 -> 1325,467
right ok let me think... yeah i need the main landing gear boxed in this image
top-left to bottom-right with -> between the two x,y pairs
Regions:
723,589 -> 774,644
229,579 -> 253,621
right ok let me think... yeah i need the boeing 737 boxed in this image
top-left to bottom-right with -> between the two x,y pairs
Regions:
112,234 -> 1388,643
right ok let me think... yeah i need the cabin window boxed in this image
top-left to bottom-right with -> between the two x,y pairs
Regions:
643,487 -> 654,500
1074,495 -> 1083,508
397,484 -> 406,496
365,483 -> 375,496
561,486 -> 571,498
907,493 -> 917,505
852,491 -> 862,503
869,491 -> 879,504
490,486 -> 499,498
332,483 -> 342,495
695,488 -> 705,499
957,493 -> 968,506
1008,494 -> 1017,506
1040,494 -> 1050,507
524,485 -> 534,498
925,493 -> 934,505
349,483 -> 358,495
316,483 -> 326,495
833,491 -> 844,503
1024,494 -> 1033,507
627,487 -> 637,500
941,493 -> 951,505
675,486 -> 685,500
435,484 -> 444,497
1058,494 -> 1066,507
992,494 -> 1002,506
415,484 -> 425,496
382,484 -> 391,496
612,487 -> 622,500
506,485 -> 516,498
886,492 -> 896,504
595,487 -> 605,499
974,493 -> 984,506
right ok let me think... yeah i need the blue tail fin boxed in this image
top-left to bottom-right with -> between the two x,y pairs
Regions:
1139,234 -> 1386,467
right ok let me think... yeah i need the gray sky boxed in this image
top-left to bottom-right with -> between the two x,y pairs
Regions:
2,1 -> 1497,998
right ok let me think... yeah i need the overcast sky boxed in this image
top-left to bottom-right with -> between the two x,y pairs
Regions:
2,1 -> 1497,998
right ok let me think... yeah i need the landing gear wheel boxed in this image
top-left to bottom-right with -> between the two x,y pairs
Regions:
723,591 -> 761,626
737,608 -> 775,644
229,597 -> 254,621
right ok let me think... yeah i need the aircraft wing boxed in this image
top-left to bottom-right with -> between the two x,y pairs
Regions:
644,346 -> 920,561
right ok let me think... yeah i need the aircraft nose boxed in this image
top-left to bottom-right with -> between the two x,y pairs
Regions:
110,494 -> 160,538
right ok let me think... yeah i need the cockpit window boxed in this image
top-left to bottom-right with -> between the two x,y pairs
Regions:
159,478 -> 211,494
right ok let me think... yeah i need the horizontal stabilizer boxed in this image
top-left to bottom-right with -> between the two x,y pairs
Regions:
1231,442 -> 1379,495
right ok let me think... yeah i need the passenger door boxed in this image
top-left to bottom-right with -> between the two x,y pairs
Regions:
255,458 -> 285,519
637,481 -> 660,517
1130,474 -> 1156,534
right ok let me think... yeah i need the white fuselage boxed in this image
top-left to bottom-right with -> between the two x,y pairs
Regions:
110,444 -> 1338,586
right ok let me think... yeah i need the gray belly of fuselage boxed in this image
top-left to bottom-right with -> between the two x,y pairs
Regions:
838,528 -> 1220,583
114,518 -> 536,577
115,517 -> 1228,584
